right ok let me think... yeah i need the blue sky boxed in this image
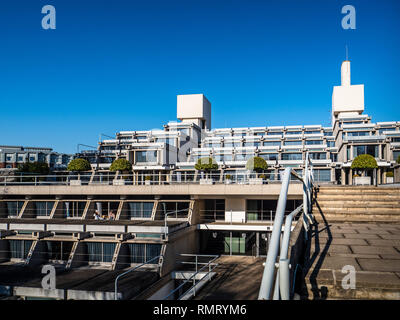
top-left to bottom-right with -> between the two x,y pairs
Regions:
0,0 -> 399,154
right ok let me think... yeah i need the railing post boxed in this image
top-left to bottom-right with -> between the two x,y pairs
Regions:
279,259 -> 290,300
258,167 -> 291,300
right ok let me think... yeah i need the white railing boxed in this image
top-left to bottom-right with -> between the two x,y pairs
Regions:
258,153 -> 314,300
0,171 -> 305,186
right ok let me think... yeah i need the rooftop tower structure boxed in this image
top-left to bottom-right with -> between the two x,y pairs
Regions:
332,60 -> 365,125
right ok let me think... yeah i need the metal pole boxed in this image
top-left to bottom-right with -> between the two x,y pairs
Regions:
279,259 -> 290,300
258,167 -> 291,300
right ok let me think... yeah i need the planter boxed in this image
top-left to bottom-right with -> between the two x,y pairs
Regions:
70,179 -> 82,186
353,176 -> 371,186
249,178 -> 263,185
113,179 -> 126,186
200,178 -> 214,185
387,177 -> 394,184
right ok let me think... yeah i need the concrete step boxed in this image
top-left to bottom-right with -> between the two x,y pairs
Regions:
316,194 -> 400,201
304,269 -> 400,300
317,189 -> 400,195
312,207 -> 400,215
314,201 -> 400,208
312,213 -> 400,222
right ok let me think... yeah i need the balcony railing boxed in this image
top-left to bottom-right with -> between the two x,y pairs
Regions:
0,171 -> 306,186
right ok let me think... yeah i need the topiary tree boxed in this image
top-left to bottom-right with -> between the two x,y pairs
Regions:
67,158 -> 91,179
246,156 -> 268,177
195,157 -> 218,178
109,158 -> 132,173
351,154 -> 378,176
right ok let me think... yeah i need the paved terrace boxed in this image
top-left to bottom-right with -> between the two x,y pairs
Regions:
0,264 -> 159,300
303,221 -> 400,300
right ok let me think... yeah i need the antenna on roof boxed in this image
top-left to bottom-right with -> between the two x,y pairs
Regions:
345,45 -> 349,61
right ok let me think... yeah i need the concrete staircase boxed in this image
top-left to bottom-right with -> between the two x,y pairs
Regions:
313,186 -> 400,222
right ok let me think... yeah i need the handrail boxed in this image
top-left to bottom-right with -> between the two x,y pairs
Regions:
114,255 -> 162,300
162,254 -> 219,300
258,152 -> 314,300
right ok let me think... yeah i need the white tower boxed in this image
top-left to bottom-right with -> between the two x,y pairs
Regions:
177,94 -> 211,130
332,60 -> 364,124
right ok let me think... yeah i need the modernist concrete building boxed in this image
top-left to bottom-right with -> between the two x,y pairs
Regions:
91,60 -> 399,185
0,60 -> 398,300
0,146 -> 73,170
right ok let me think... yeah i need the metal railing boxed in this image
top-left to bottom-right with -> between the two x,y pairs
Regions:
162,254 -> 219,300
0,171 -> 304,186
258,153 -> 314,300
114,255 -> 162,300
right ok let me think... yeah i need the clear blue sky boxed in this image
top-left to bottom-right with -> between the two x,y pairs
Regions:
0,0 -> 399,154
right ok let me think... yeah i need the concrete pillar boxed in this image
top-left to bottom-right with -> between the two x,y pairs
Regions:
349,169 -> 353,185
377,168 -> 382,185
341,169 -> 346,185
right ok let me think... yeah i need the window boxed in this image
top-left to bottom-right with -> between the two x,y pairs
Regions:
224,141 -> 241,148
379,128 -> 396,135
281,153 -> 302,160
204,199 -> 225,221
46,241 -> 73,261
263,141 -> 281,147
17,154 -> 24,162
353,145 -> 378,158
326,141 -> 335,147
267,131 -> 282,136
313,169 -> 331,182
235,153 -> 253,161
305,131 -> 321,135
205,142 -> 221,148
260,153 -> 278,161
157,202 -> 190,219
393,150 -> 400,161
5,154 -> 13,162
330,153 -> 338,162
309,153 -> 327,160
284,141 -> 302,146
324,131 -> 333,136
244,141 -> 260,147
305,140 -> 323,145
392,138 -> 400,142
28,153 -> 36,162
127,243 -> 161,264
6,201 -> 24,217
9,240 -> 33,259
128,202 -> 154,218
347,131 -> 370,137
135,150 -> 157,163
35,201 -> 55,217
285,131 -> 302,135
86,242 -> 116,263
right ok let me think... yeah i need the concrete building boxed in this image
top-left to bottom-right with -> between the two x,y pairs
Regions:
0,146 -> 73,170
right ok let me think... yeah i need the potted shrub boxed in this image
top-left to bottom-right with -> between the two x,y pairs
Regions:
386,171 -> 394,184
246,156 -> 267,184
110,158 -> 132,185
225,174 -> 232,184
195,157 -> 218,184
351,154 -> 378,185
67,158 -> 91,185
144,175 -> 152,185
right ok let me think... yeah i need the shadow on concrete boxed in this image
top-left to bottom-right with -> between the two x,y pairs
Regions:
302,200 -> 332,300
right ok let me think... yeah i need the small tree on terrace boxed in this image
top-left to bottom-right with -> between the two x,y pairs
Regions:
67,158 -> 91,179
195,157 -> 218,179
246,156 -> 268,177
110,158 -> 132,173
351,154 -> 378,177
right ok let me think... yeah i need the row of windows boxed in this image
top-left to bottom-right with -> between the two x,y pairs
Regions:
204,140 -> 334,148
192,152 -> 333,162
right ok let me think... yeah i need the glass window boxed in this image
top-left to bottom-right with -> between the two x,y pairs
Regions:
35,201 -> 54,217
244,141 -> 260,147
267,131 -> 282,136
263,141 -> 281,147
86,242 -> 116,263
326,141 -> 335,147
260,153 -> 278,161
313,169 -> 331,182
128,202 -> 154,218
224,142 -> 241,148
353,145 -> 378,158
135,150 -> 157,163
6,201 -> 24,217
284,140 -> 302,146
5,154 -> 13,162
285,131 -> 302,135
393,151 -> 400,161
347,131 -> 370,137
305,140 -> 323,145
128,243 -> 161,264
281,153 -> 302,160
235,153 -> 253,161
304,131 -> 321,135
9,240 -> 33,259
309,153 -> 327,160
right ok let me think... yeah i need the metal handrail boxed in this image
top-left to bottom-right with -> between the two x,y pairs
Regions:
114,255 -> 162,300
162,254 -> 219,300
258,152 -> 314,300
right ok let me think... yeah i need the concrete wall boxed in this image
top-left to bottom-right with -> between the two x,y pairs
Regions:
160,226 -> 198,277
225,197 -> 246,223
